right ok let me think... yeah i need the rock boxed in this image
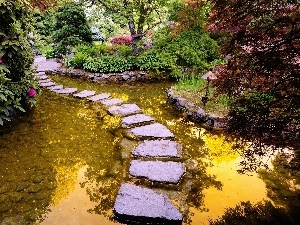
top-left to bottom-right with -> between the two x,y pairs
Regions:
47,85 -> 63,91
27,184 -> 42,193
129,160 -> 185,183
87,93 -> 111,102
127,123 -> 175,139
39,81 -> 55,87
132,140 -> 182,158
52,88 -> 78,94
108,104 -> 142,117
73,90 -> 96,98
121,114 -> 155,128
39,79 -> 52,83
101,98 -> 124,106
114,183 -> 182,224
37,75 -> 48,80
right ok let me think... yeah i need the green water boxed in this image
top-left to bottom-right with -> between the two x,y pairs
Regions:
1,76 -> 299,225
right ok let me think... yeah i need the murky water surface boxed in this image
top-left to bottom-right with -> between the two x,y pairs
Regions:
1,76 -> 299,225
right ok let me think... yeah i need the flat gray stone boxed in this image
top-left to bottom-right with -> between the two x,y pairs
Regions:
132,140 -> 182,158
101,98 -> 124,106
73,90 -> 96,98
37,75 -> 48,80
129,160 -> 185,183
35,72 -> 46,76
47,85 -> 63,91
127,123 -> 174,139
122,114 -> 155,128
53,88 -> 78,94
114,183 -> 182,223
39,79 -> 52,84
108,104 -> 142,117
87,93 -> 111,102
39,81 -> 55,87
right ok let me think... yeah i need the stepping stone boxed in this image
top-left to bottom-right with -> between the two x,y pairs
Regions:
35,72 -> 46,76
39,79 -> 52,84
73,90 -> 96,98
122,114 -> 155,128
129,160 -> 185,183
108,104 -> 142,117
114,183 -> 182,223
47,85 -> 63,91
101,98 -> 124,106
87,93 -> 111,102
39,81 -> 55,87
132,140 -> 182,158
127,123 -> 175,139
37,75 -> 48,80
52,88 -> 78,94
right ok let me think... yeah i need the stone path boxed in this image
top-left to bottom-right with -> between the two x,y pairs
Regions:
34,56 -> 185,224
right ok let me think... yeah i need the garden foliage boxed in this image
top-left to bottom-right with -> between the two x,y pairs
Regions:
0,0 -> 38,125
207,0 -> 300,147
51,2 -> 92,57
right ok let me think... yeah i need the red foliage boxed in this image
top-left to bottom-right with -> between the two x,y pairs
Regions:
109,35 -> 133,46
207,0 -> 300,147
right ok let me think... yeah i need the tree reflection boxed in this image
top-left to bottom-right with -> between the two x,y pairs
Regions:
209,155 -> 300,225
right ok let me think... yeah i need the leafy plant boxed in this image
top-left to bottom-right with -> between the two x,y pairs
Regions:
83,56 -> 132,73
0,0 -> 39,125
110,35 -> 132,46
51,2 -> 92,57
136,50 -> 177,72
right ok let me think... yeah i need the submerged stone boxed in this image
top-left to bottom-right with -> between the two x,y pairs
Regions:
73,90 -> 96,98
53,88 -> 78,94
132,140 -> 182,158
129,160 -> 185,183
114,183 -> 182,224
127,123 -> 175,139
87,93 -> 111,102
39,81 -> 55,87
108,104 -> 142,117
122,114 -> 155,128
101,98 -> 124,106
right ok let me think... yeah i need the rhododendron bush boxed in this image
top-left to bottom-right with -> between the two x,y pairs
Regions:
0,0 -> 38,125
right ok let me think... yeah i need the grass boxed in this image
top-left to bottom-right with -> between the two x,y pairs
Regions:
173,75 -> 230,117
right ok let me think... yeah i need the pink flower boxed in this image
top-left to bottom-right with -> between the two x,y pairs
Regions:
0,58 -> 3,64
27,88 -> 37,98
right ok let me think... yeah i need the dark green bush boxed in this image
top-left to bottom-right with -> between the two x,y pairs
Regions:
153,28 -> 220,72
0,0 -> 39,125
52,3 -> 92,57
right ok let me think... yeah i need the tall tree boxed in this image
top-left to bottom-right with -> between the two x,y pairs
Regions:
87,0 -> 172,53
206,0 -> 300,150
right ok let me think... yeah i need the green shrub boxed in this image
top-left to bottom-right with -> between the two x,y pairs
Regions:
0,0 -> 39,125
52,3 -> 92,57
153,28 -> 221,72
67,52 -> 88,68
116,44 -> 132,57
136,50 -> 177,72
83,56 -> 132,73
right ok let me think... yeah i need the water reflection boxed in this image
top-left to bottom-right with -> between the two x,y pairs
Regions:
209,155 -> 300,225
0,76 -> 296,225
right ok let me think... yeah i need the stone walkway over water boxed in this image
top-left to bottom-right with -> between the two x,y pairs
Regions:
34,56 -> 185,224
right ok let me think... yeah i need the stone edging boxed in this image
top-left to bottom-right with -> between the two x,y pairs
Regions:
166,87 -> 226,129
46,67 -> 169,83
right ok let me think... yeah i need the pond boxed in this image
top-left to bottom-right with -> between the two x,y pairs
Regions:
1,75 -> 299,225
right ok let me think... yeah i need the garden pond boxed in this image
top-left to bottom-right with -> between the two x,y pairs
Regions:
0,76 -> 299,225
